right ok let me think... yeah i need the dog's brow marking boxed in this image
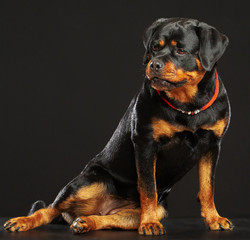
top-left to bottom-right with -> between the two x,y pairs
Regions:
159,40 -> 165,47
171,40 -> 177,46
152,118 -> 190,140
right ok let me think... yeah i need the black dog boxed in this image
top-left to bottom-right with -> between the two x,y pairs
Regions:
4,18 -> 234,235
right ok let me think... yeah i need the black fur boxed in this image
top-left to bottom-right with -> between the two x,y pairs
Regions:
32,18 -> 230,229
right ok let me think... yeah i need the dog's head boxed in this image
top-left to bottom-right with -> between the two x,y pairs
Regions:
143,18 -> 229,92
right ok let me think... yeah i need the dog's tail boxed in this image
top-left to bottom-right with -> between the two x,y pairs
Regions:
28,200 -> 46,215
28,200 -> 67,225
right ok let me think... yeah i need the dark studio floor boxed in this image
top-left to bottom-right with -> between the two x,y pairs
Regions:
0,218 -> 250,240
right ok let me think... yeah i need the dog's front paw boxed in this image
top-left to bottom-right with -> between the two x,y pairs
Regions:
70,217 -> 94,234
4,217 -> 33,232
205,216 -> 234,230
138,222 -> 166,235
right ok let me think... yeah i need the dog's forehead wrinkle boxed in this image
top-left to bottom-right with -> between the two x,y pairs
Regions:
160,18 -> 197,30
153,25 -> 172,41
153,50 -> 172,61
153,30 -> 199,54
157,24 -> 197,41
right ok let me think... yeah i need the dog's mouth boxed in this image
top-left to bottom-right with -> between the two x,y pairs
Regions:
149,77 -> 187,91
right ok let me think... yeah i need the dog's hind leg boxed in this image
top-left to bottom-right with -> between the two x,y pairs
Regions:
70,208 -> 141,234
4,206 -> 60,232
28,200 -> 67,224
70,205 -> 166,234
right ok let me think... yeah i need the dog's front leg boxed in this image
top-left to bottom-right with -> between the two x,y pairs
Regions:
198,149 -> 234,230
133,140 -> 166,236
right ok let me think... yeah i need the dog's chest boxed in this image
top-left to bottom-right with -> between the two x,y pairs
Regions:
152,116 -> 228,141
152,118 -> 219,189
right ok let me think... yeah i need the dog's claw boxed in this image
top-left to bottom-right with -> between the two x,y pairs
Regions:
157,225 -> 162,235
206,216 -> 234,231
219,223 -> 225,230
5,222 -> 17,231
75,217 -> 85,223
72,221 -> 78,228
70,217 -> 91,234
150,226 -> 154,235
139,222 -> 166,235
227,220 -> 234,230
3,222 -> 10,228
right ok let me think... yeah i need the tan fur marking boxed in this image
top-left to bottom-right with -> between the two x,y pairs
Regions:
198,153 -> 233,230
138,187 -> 166,235
4,207 -> 59,232
197,153 -> 220,227
85,208 -> 141,230
76,183 -> 106,200
166,83 -> 199,103
163,59 -> 206,103
197,153 -> 217,217
146,58 -> 206,103
59,183 -> 137,219
139,193 -> 158,223
136,155 -> 166,234
58,183 -> 107,216
201,117 -> 229,137
196,58 -> 204,71
70,205 -> 166,233
152,118 -> 189,141
159,39 -> 165,47
137,155 -> 158,223
146,53 -> 151,62
171,40 -> 177,46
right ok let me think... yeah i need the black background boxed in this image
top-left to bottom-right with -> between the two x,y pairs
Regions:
1,0 -> 249,219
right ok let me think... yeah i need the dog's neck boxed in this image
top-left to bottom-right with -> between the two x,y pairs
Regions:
165,83 -> 200,104
152,68 -> 220,113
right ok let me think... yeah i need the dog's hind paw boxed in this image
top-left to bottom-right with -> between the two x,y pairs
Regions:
70,217 -> 93,234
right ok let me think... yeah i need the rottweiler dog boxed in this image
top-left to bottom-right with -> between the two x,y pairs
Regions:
4,18 -> 234,235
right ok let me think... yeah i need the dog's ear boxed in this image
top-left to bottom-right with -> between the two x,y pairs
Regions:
143,18 -> 168,64
197,22 -> 229,71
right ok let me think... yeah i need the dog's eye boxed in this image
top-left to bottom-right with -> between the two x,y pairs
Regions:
152,44 -> 160,51
176,48 -> 186,55
152,40 -> 165,51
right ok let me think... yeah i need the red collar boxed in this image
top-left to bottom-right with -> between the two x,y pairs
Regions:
156,69 -> 219,115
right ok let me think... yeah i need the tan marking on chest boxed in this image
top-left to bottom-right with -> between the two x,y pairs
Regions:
201,117 -> 229,137
152,118 -> 190,141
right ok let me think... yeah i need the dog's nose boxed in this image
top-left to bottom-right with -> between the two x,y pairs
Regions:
150,60 -> 164,72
